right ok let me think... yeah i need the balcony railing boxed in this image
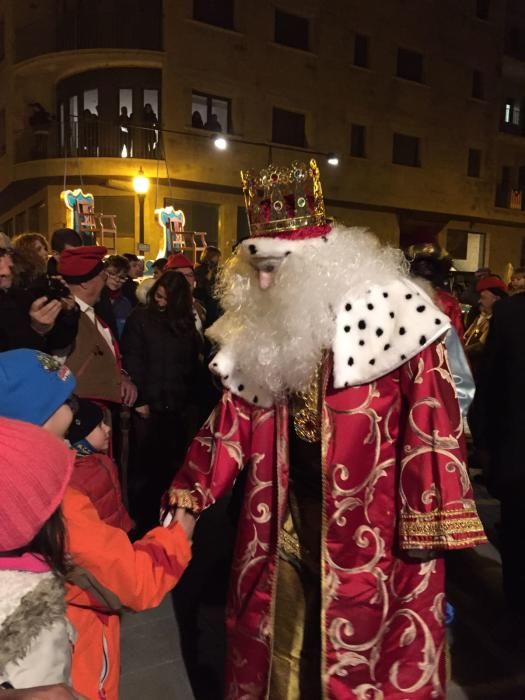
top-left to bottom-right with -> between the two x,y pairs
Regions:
495,187 -> 525,211
15,120 -> 162,163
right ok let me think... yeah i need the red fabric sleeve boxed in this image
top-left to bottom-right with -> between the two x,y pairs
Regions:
397,341 -> 486,550
63,486 -> 191,611
168,390 -> 253,514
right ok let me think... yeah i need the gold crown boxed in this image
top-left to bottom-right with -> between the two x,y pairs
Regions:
241,159 -> 326,237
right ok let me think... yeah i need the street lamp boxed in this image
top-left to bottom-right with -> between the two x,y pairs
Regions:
213,135 -> 228,151
132,167 -> 150,248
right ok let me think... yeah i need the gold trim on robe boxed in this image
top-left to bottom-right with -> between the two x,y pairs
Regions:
399,507 -> 486,549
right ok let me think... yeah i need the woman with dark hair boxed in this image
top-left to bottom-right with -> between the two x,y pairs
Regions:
0,418 -> 76,690
121,270 -> 214,531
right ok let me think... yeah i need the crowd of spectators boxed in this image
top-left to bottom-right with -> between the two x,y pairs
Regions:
0,227 -> 221,698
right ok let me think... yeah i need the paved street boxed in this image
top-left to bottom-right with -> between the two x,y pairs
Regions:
120,485 -> 525,700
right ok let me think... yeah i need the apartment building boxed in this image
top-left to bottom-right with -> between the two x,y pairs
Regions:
0,0 -> 524,273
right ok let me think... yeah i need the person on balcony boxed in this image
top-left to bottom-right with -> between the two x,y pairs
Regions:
28,103 -> 52,159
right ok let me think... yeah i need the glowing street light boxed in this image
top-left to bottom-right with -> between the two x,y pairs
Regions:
213,136 -> 228,151
132,167 -> 150,195
132,168 -> 150,247
327,154 -> 340,167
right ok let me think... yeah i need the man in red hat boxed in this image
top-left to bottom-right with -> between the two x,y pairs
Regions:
464,275 -> 508,376
471,271 -> 525,636
166,160 -> 486,699
59,246 -> 137,407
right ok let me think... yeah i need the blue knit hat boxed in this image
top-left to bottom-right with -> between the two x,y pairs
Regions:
0,349 -> 76,425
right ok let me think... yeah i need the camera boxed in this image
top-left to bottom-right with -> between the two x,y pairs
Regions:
28,275 -> 71,302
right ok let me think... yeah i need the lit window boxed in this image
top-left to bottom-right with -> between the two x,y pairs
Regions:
505,102 -> 512,123
191,92 -> 231,133
513,104 -> 521,126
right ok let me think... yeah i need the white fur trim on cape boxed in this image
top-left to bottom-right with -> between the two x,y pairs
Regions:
332,277 -> 449,388
210,276 -> 449,408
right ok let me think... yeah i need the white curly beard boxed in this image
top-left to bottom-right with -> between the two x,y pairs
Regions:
207,225 -> 408,400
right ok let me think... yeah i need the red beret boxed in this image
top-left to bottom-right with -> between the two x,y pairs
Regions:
476,275 -> 508,293
58,246 -> 108,283
165,253 -> 194,270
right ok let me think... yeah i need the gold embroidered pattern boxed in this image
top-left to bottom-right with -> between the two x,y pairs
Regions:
292,366 -> 322,443
168,488 -> 200,513
278,528 -> 301,560
400,509 -> 486,548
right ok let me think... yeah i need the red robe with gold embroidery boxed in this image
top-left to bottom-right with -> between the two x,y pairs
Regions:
169,341 -> 485,699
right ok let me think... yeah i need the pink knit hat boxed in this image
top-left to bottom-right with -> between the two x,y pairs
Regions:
0,418 -> 75,552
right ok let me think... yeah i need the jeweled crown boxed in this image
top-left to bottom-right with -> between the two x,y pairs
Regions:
241,159 -> 326,237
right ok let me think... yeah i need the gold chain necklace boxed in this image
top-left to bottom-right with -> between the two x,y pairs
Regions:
292,365 -> 322,443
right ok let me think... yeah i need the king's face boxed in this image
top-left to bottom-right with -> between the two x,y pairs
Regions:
248,255 -> 286,290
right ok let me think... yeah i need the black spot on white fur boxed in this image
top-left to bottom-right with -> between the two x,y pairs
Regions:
358,320 -> 366,330
248,244 -> 257,255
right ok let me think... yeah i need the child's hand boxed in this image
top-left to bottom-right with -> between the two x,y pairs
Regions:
173,508 -> 196,541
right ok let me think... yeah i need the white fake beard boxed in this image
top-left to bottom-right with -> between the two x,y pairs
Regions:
208,225 -> 407,399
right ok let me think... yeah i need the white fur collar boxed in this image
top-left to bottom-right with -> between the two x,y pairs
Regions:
210,276 -> 450,407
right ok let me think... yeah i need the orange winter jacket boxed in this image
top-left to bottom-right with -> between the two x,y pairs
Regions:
63,486 -> 191,700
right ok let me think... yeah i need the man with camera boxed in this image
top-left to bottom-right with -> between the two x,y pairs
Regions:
0,240 -> 79,355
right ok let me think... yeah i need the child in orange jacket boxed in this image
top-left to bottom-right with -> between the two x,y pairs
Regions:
0,349 -> 195,700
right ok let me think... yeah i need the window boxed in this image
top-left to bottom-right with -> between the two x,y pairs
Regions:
504,99 -> 521,126
1,219 -> 13,238
272,107 -> 306,147
96,196 -> 135,237
54,67 -> 162,160
447,230 -> 468,260
237,205 -> 250,242
501,165 -> 512,187
275,10 -> 309,51
0,18 -> 5,61
191,92 -> 231,132
475,0 -> 489,20
472,70 -> 483,99
353,34 -> 369,68
467,148 -> 481,177
392,133 -> 420,167
0,109 -> 6,157
396,48 -> 424,82
193,0 -> 234,30
165,199 -> 219,246
350,124 -> 366,157
15,211 -> 26,234
28,202 -> 45,233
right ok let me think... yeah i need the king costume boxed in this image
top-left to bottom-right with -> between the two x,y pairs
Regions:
168,160 -> 486,699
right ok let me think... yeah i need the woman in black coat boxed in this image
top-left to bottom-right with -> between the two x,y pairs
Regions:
121,270 -> 215,531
